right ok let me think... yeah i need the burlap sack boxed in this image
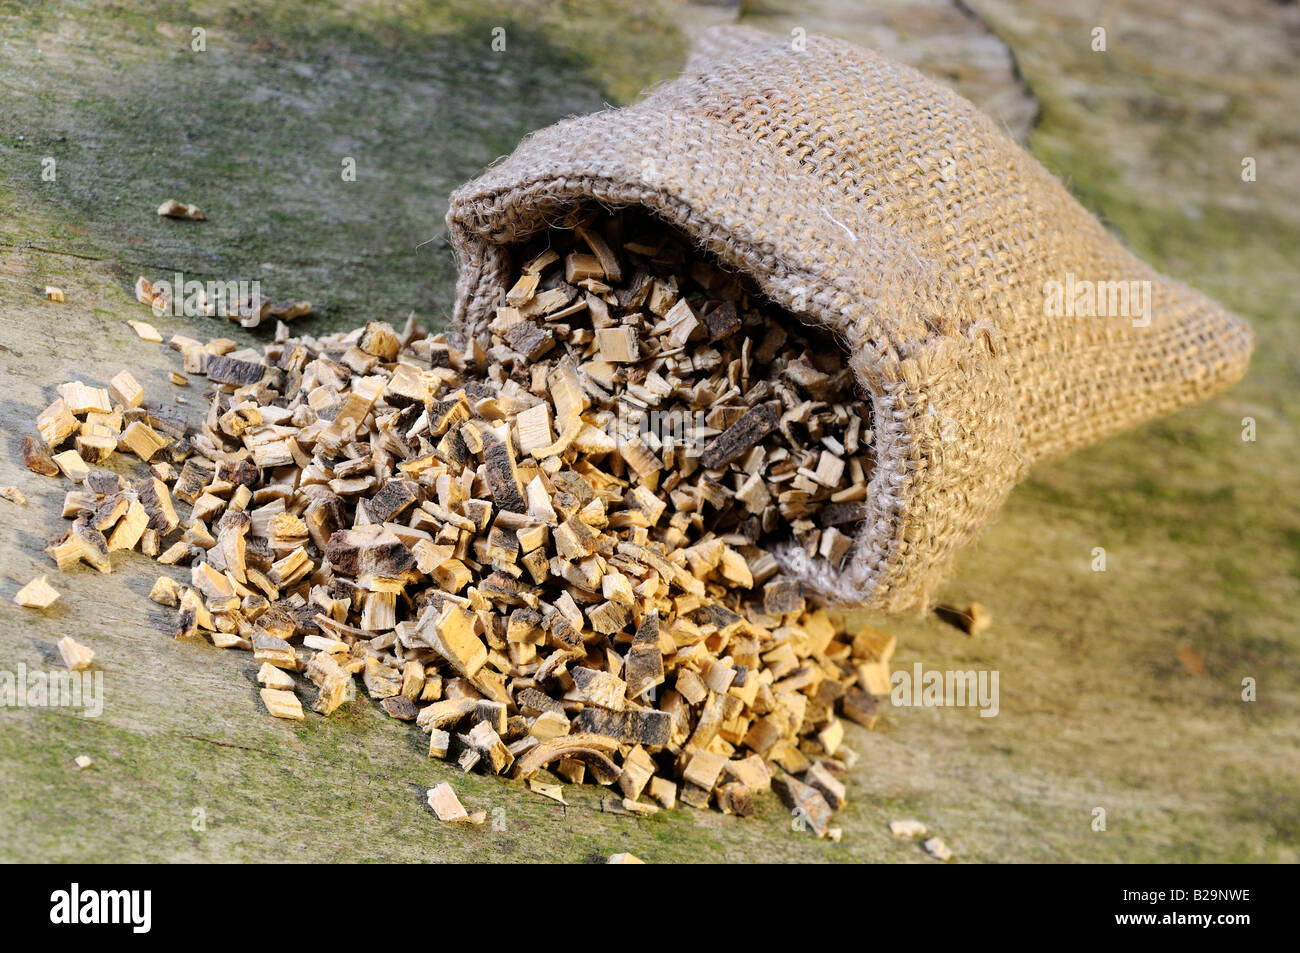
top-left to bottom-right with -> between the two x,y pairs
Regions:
445,27 -> 1253,612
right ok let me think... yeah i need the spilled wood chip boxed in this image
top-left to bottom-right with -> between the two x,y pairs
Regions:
426,781 -> 484,823
923,836 -> 953,860
157,198 -> 205,220
14,575 -> 60,609
128,320 -> 163,343
528,778 -> 567,804
259,687 -> 304,720
890,819 -> 928,839
56,636 -> 93,671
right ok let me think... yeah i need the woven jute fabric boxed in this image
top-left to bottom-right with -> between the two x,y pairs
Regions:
445,27 -> 1254,612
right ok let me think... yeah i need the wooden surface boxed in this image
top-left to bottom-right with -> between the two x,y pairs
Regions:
1,0 -> 1296,862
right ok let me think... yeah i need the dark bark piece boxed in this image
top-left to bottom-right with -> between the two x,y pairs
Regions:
633,608 -> 659,645
478,571 -> 531,606
144,405 -> 189,440
624,643 -> 664,700
381,696 -> 419,721
217,508 -> 251,535
427,342 -> 452,368
206,354 -> 266,386
325,524 -> 416,578
173,606 -> 198,640
482,432 -> 526,513
366,479 -> 418,522
217,458 -> 261,489
691,603 -> 743,633
763,576 -> 805,616
678,782 -> 710,809
817,501 -> 867,527
515,687 -> 564,717
434,427 -> 471,471
255,605 -> 297,642
173,459 -> 214,505
85,469 -> 123,496
773,774 -> 833,836
503,321 -> 554,361
625,609 -> 664,698
703,300 -> 740,342
22,436 -> 59,476
543,612 -> 584,655
91,493 -> 129,533
716,781 -> 755,817
134,476 -> 180,532
428,394 -> 471,437
472,699 -> 507,733
840,687 -> 880,729
461,721 -> 513,774
615,269 -> 653,309
699,401 -> 780,469
570,708 -> 671,747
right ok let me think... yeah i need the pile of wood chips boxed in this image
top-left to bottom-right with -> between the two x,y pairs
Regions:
24,209 -> 897,838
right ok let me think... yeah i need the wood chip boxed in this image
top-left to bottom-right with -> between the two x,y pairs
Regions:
108,370 -> 144,408
157,198 -> 205,220
257,662 -> 295,691
259,687 -> 304,720
14,575 -> 60,609
22,436 -> 60,476
890,819 -> 928,839
528,779 -> 568,804
56,636 -> 94,671
52,449 -> 90,483
426,782 -> 469,821
923,837 -> 953,861
128,320 -> 164,342
0,486 -> 27,506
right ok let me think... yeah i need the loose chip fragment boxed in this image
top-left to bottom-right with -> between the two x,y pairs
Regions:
890,819 -> 928,839
22,436 -> 60,476
257,662 -> 296,691
157,198 -> 205,220
259,688 -> 304,720
14,575 -> 60,609
128,320 -> 164,343
923,837 -> 953,861
774,774 -> 833,837
426,782 -> 469,821
959,603 -> 991,636
56,636 -> 94,671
